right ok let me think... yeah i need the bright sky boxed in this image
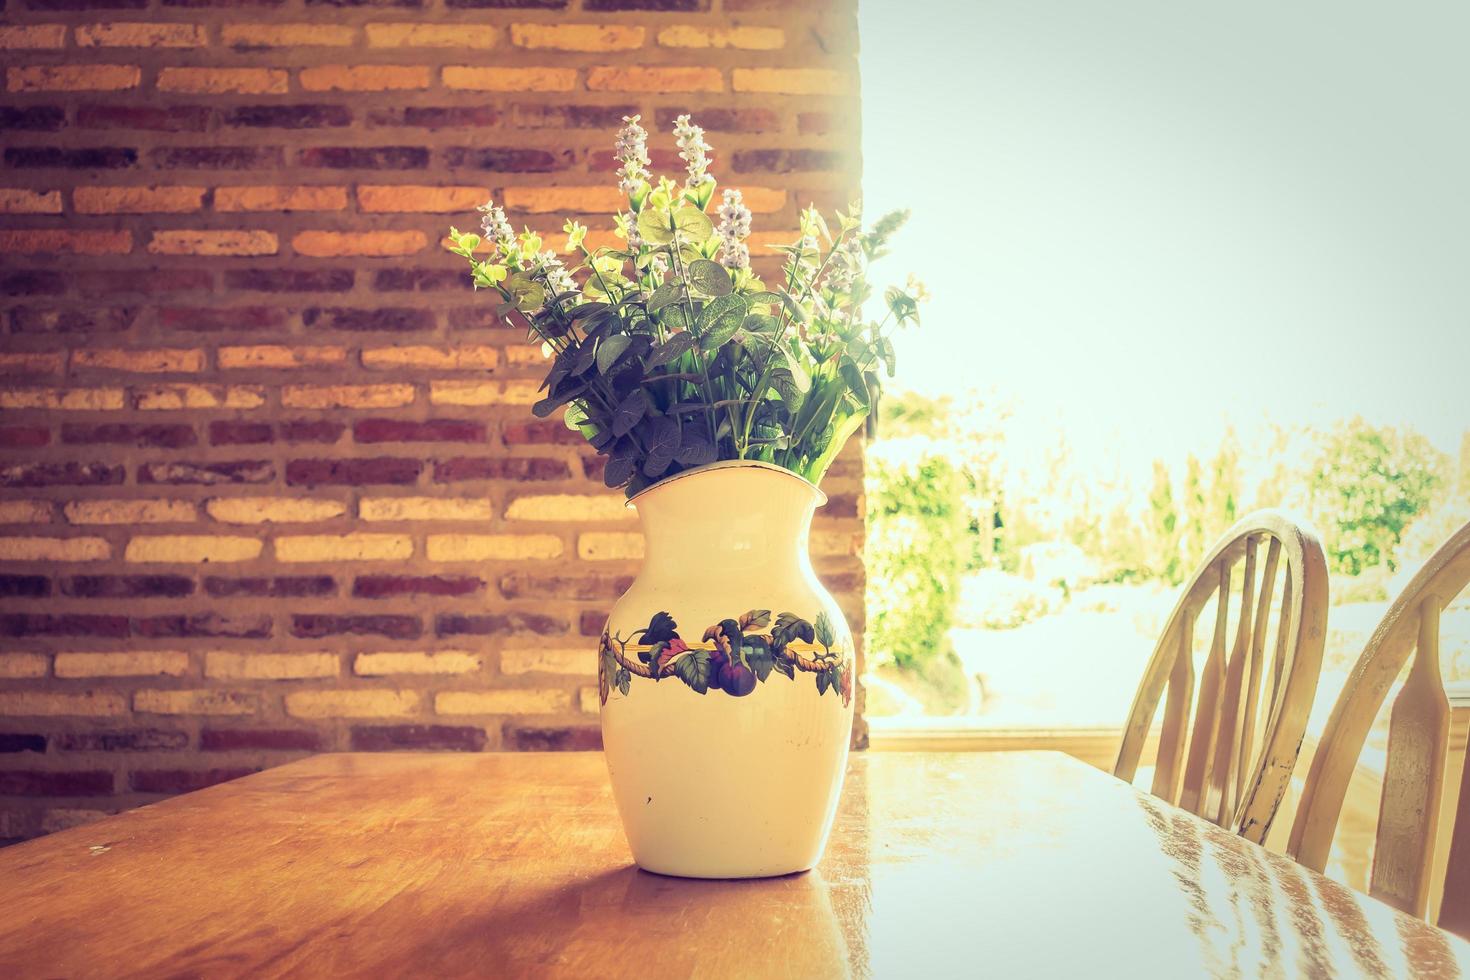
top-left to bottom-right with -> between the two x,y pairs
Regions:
860,0 -> 1469,484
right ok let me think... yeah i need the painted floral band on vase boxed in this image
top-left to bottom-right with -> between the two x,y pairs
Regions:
599,609 -> 854,705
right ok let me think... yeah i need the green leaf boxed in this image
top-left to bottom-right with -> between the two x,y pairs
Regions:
739,609 -> 772,631
641,416 -> 681,478
743,637 -> 774,682
779,290 -> 810,325
697,294 -> 747,351
637,207 -> 674,246
507,273 -> 545,312
674,204 -> 714,243
814,611 -> 836,648
646,282 -> 682,313
687,259 -> 732,297
615,667 -> 631,697
642,611 -> 678,644
771,657 -> 795,680
672,647 -> 711,694
816,670 -> 831,696
611,388 -> 647,437
646,332 -> 696,369
770,370 -> 803,415
839,359 -> 870,409
777,346 -> 811,392
595,334 -> 632,375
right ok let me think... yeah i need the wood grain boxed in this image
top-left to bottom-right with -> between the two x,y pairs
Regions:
1,751 -> 1464,978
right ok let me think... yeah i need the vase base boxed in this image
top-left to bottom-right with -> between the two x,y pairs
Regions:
632,859 -> 815,880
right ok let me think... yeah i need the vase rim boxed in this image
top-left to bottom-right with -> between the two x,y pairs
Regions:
626,459 -> 828,508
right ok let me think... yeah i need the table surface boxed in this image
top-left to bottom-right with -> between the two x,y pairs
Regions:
1,751 -> 1466,979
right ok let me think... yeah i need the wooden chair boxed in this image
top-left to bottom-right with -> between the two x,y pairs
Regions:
1115,511 -> 1329,844
1286,519 -> 1470,933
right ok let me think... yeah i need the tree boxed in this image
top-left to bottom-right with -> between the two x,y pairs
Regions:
1307,418 -> 1448,574
1147,461 -> 1184,584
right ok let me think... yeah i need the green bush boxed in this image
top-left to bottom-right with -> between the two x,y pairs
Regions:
1307,419 -> 1448,574
865,438 -> 967,673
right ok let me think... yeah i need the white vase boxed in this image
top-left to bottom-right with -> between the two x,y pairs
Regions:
598,460 -> 855,878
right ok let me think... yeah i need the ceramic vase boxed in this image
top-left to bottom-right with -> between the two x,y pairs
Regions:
598,460 -> 855,878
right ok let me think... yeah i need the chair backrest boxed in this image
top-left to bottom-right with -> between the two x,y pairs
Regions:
1287,519 -> 1470,929
1115,511 -> 1328,843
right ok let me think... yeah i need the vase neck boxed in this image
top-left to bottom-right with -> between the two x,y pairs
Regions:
632,464 -> 823,580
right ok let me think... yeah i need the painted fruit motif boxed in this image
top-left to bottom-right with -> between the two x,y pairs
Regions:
598,608 -> 853,707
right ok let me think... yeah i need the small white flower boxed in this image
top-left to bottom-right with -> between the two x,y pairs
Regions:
614,114 -> 651,197
538,251 -> 576,296
476,200 -> 514,251
673,114 -> 714,188
715,188 -> 752,270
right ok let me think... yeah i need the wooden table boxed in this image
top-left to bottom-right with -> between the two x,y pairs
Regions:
1,751 -> 1466,978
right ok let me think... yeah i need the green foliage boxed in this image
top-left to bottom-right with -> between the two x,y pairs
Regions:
1307,418 -> 1448,574
448,115 -> 922,497
865,441 -> 966,673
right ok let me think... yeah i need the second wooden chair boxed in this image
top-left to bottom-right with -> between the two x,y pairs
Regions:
1114,511 -> 1329,843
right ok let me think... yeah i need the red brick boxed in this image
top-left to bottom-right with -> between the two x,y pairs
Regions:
129,768 -> 256,794
368,106 -> 501,129
159,307 -> 289,333
61,575 -> 195,599
502,421 -> 586,446
56,729 -> 188,752
433,457 -> 570,482
500,573 -> 633,601
1,106 -> 66,131
351,725 -> 486,752
0,576 -> 51,598
353,418 -> 485,443
61,423 -> 196,449
4,147 -> 138,169
134,613 -> 272,639
514,103 -> 640,128
1,462 -> 125,488
12,306 -> 138,333
223,270 -> 354,293
353,575 -> 484,599
78,103 -> 210,131
504,725 -> 602,751
656,107 -> 779,132
292,614 -> 421,640
298,146 -> 429,169
286,457 -> 422,487
1,272 -> 67,296
150,146 -> 284,169
300,307 -> 434,332
441,146 -> 572,171
201,729 -> 320,751
203,576 -> 336,598
281,420 -> 346,443
436,612 -> 565,637
224,104 -> 352,129
372,268 -> 466,292
138,460 -> 275,485
209,420 -> 273,445
580,610 -> 609,636
0,614 -> 130,638
731,149 -> 845,174
0,771 -> 113,797
0,734 -> 47,753
0,426 -> 50,448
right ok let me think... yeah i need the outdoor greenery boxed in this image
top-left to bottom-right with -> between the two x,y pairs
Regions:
446,114 -> 921,496
866,442 -> 967,674
865,391 -> 1468,709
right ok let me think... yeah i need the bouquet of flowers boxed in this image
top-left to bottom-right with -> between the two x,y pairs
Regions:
447,113 -> 921,497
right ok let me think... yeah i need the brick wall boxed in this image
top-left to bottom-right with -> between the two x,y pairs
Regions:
0,0 -> 863,843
